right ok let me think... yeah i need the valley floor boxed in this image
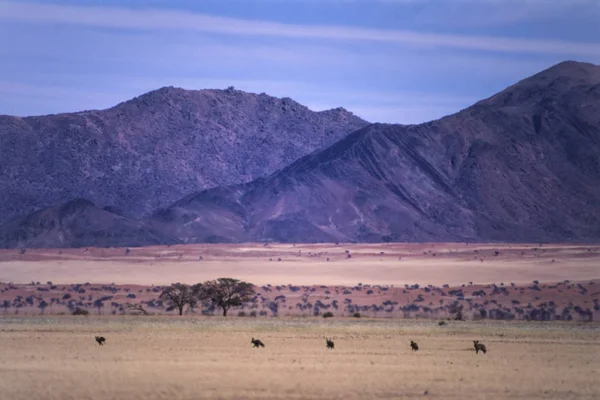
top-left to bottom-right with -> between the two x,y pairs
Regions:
1,243 -> 599,321
0,317 -> 598,400
1,242 -> 599,286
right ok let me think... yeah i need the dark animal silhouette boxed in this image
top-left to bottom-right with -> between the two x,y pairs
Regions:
410,340 -> 419,351
95,336 -> 106,346
438,321 -> 446,326
251,337 -> 265,348
325,337 -> 335,349
473,340 -> 487,354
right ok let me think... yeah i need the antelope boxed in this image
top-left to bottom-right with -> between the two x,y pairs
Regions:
325,337 -> 335,349
473,340 -> 487,354
410,340 -> 419,351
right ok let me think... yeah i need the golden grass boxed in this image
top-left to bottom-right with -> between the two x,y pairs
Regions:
0,317 -> 598,399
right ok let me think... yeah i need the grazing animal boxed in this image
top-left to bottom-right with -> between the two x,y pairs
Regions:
251,337 -> 265,348
95,336 -> 106,346
473,340 -> 487,354
325,337 -> 335,349
410,340 -> 419,351
438,321 -> 446,326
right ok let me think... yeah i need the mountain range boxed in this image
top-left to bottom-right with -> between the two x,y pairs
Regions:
1,61 -> 599,247
0,87 -> 367,223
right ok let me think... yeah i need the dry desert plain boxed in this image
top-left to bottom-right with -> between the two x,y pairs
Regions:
0,243 -> 599,399
1,242 -> 599,287
0,317 -> 598,400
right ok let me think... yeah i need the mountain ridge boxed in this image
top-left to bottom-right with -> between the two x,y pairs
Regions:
0,87 -> 368,224
0,198 -> 179,248
149,61 -> 600,244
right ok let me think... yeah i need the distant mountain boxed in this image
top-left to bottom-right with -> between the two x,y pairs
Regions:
150,61 -> 600,244
0,87 -> 367,224
0,199 -> 179,248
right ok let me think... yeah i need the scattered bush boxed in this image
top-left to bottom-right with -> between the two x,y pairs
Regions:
353,312 -> 361,318
322,311 -> 334,318
71,307 -> 89,316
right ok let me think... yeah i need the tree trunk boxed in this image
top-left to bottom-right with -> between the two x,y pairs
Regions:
223,308 -> 228,317
179,305 -> 184,316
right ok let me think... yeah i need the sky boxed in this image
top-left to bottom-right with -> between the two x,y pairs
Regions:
0,0 -> 599,124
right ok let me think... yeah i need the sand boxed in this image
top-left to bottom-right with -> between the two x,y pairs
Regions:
0,243 -> 598,286
0,317 -> 598,400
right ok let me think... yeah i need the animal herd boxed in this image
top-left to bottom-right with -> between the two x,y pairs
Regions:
94,335 -> 487,354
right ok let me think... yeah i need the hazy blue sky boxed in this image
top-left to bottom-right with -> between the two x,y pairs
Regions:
1,0 -> 599,123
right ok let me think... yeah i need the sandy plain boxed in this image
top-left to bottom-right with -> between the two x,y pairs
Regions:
0,242 -> 598,286
0,317 -> 598,400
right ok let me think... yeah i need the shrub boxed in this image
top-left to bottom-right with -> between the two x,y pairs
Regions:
249,311 -> 257,317
71,307 -> 89,316
322,311 -> 334,318
237,311 -> 246,317
353,312 -> 361,318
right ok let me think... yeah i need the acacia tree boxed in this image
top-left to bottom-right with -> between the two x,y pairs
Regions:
196,278 -> 255,316
93,299 -> 104,315
38,300 -> 48,315
159,283 -> 196,316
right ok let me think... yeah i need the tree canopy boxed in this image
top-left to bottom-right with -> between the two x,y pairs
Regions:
196,278 -> 255,316
159,283 -> 196,316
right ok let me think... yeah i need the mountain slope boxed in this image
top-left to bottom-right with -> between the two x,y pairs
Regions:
151,61 -> 600,243
0,199 -> 179,248
0,87 -> 367,224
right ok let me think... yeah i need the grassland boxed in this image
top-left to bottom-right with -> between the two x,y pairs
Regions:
0,316 -> 598,400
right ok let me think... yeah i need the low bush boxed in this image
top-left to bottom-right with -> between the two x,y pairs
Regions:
71,307 -> 89,316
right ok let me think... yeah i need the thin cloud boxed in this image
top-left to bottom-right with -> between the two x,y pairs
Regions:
0,1 -> 599,56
